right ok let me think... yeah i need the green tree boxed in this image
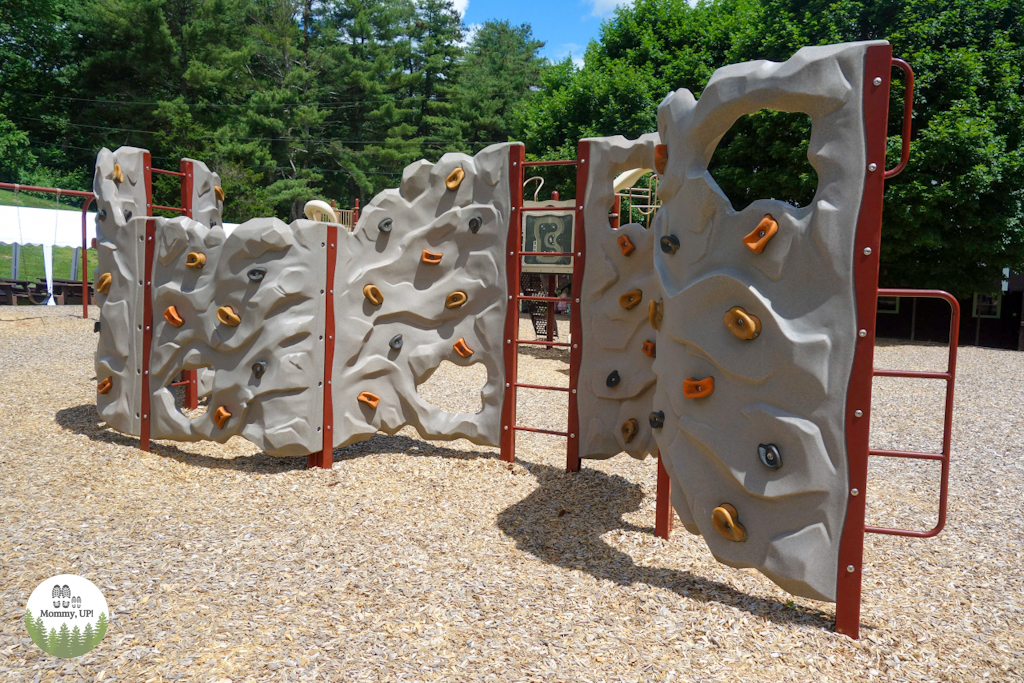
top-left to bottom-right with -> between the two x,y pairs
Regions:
47,627 -> 58,655
24,609 -> 43,649
82,622 -> 95,652
94,612 -> 109,647
69,625 -> 85,657
56,623 -> 71,658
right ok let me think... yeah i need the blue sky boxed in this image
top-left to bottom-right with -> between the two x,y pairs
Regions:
456,0 -> 632,67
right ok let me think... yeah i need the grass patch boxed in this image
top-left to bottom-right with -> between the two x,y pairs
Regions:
0,245 -> 98,283
0,188 -> 88,211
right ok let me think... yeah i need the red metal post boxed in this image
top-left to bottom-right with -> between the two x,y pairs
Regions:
140,153 -> 155,452
500,144 -> 526,463
834,44 -> 894,640
179,159 -> 199,410
611,194 -> 621,230
655,450 -> 673,539
353,198 -> 360,225
308,224 -> 338,469
81,195 -> 94,318
566,141 -> 589,473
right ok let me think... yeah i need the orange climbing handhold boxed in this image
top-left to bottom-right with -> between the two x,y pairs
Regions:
216,306 -> 241,326
164,305 -> 184,327
96,272 -> 112,294
357,391 -> 380,409
363,284 -> 384,306
683,376 -> 714,399
214,185 -> 225,202
445,167 -> 465,190
617,234 -> 635,256
111,163 -> 124,184
97,377 -> 113,394
422,249 -> 443,264
648,299 -> 663,330
621,418 -> 639,444
654,144 -> 668,174
642,340 -> 656,358
445,291 -> 468,309
712,504 -> 747,542
213,406 -> 232,429
619,289 -> 642,309
743,214 -> 778,254
724,306 -> 761,340
185,252 -> 206,268
453,338 -> 474,358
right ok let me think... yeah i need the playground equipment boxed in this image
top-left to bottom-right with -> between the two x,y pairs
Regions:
90,40 -> 958,639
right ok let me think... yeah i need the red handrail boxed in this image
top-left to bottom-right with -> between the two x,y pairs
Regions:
884,59 -> 914,179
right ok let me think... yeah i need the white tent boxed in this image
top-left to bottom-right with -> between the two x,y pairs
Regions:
0,205 -> 98,305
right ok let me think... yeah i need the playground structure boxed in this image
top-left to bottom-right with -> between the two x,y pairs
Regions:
86,41 -> 960,639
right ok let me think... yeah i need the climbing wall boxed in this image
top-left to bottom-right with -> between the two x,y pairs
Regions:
185,158 -> 224,229
331,144 -> 513,448
146,217 -> 327,455
93,147 -> 149,436
649,41 -> 884,601
577,134 -> 661,460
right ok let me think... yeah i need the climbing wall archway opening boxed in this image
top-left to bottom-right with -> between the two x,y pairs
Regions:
706,110 -> 817,211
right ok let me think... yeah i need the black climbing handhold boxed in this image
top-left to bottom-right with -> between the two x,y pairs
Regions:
660,234 -> 680,254
649,411 -> 664,429
247,267 -> 267,282
378,218 -> 393,233
606,370 -> 621,388
469,216 -> 482,233
252,361 -> 268,379
93,321 -> 101,333
97,209 -> 107,221
123,209 -> 133,221
758,443 -> 782,469
389,334 -> 403,350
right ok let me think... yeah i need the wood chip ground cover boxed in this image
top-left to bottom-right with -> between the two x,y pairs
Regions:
0,308 -> 1020,682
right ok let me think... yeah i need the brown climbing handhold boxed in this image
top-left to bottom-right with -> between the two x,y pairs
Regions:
357,391 -> 380,409
743,214 -> 778,254
724,306 -> 761,340
648,299 -> 663,330
185,252 -> 206,269
445,291 -> 468,309
216,305 -> 241,326
654,144 -> 668,174
712,503 -> 747,542
621,418 -> 639,444
422,249 -> 443,265
214,185 -> 225,202
363,284 -> 384,306
97,377 -> 113,394
453,338 -> 474,358
164,305 -> 184,327
642,340 -> 656,358
445,167 -> 465,190
213,406 -> 232,429
617,234 -> 635,256
683,376 -> 714,399
96,272 -> 112,294
111,163 -> 124,184
619,289 -> 642,309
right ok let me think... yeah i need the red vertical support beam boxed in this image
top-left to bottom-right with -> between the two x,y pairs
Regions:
655,450 -> 673,539
308,225 -> 337,469
140,153 -> 155,452
500,144 -> 525,463
566,141 -> 589,473
611,194 -> 621,230
179,159 -> 199,410
353,198 -> 360,225
835,44 -> 893,640
81,196 -> 93,319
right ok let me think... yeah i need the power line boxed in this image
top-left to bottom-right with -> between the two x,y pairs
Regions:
11,90 -> 455,109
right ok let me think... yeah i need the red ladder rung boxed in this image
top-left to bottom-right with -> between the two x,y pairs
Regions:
515,339 -> 570,347
515,383 -> 570,392
513,426 -> 569,437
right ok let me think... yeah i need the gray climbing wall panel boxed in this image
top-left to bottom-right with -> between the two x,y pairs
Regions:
93,147 -> 149,437
331,144 -> 513,448
649,41 -> 883,601
185,158 -> 223,229
147,217 -> 327,455
577,134 -> 661,460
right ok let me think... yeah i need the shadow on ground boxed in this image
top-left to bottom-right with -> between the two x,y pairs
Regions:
497,457 -> 837,631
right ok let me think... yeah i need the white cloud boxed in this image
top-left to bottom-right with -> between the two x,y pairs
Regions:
460,22 -> 481,48
586,0 -> 632,17
554,43 -> 586,69
452,0 -> 468,16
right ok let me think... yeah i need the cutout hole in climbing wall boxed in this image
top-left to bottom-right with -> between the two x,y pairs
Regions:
707,110 -> 817,211
416,360 -> 487,414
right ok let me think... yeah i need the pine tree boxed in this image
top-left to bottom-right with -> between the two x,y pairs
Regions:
94,612 -> 109,647
69,625 -> 85,657
56,623 -> 71,658
24,609 -> 41,647
47,627 -> 58,656
82,622 -> 95,653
